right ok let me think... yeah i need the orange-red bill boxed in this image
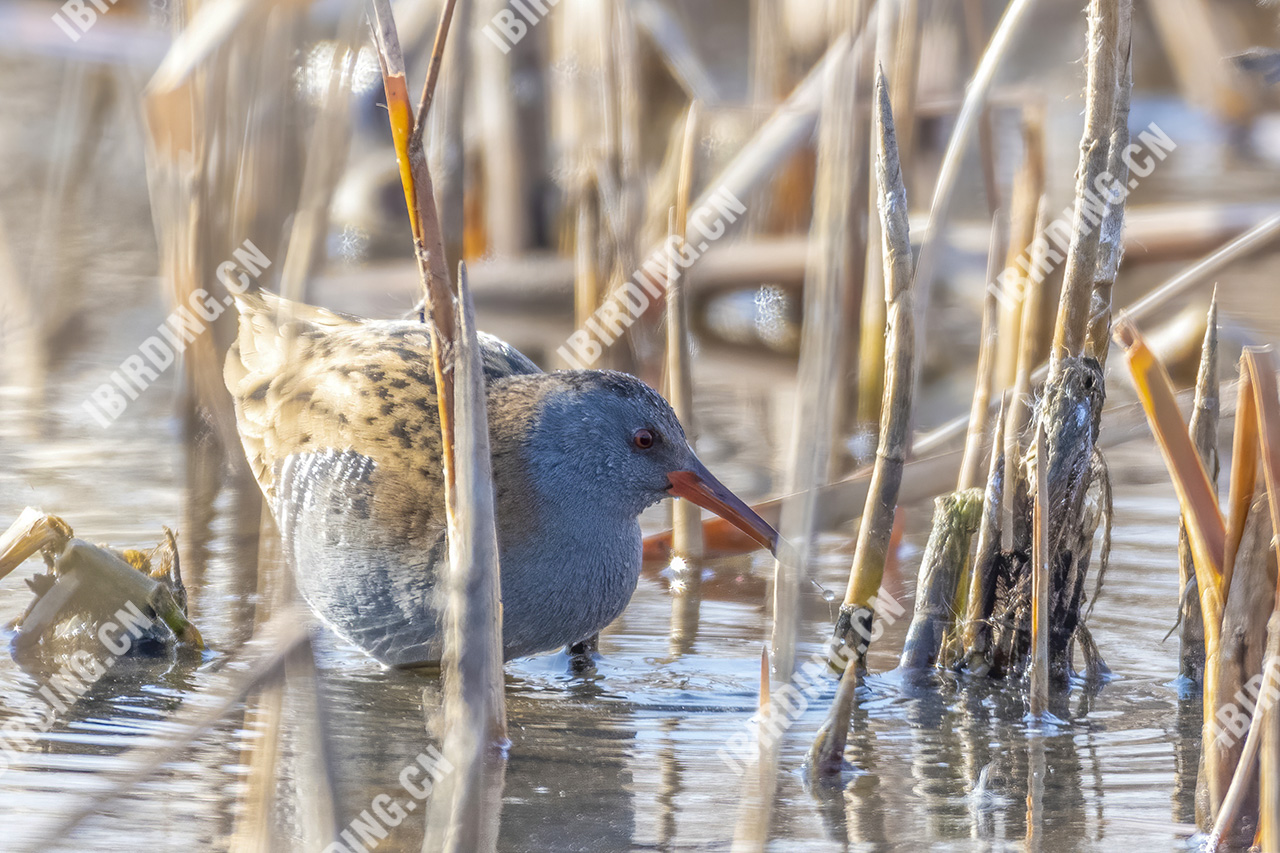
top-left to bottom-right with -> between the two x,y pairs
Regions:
667,463 -> 779,555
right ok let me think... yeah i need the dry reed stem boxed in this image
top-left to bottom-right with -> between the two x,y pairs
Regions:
856,172 -> 886,426
770,37 -> 863,681
859,207 -> 1280,509
958,215 -> 1008,491
908,0 -> 1038,357
961,0 -> 1000,214
1261,615 -> 1280,851
410,0 -> 459,151
962,394 -> 1009,672
1028,424 -> 1049,717
994,111 -> 1046,388
1050,0 -> 1126,374
1178,296 -> 1219,685
836,66 -> 914,639
1211,551 -> 1280,846
1245,349 -> 1280,595
1085,14 -> 1133,366
1204,343 -> 1280,842
669,102 -> 703,561
370,0 -> 459,494
573,180 -> 602,357
811,65 -> 912,779
1002,197 -> 1051,548
1116,315 -> 1238,818
372,10 -> 508,843
1225,367 -> 1261,598
1115,317 -> 1226,620
0,507 -> 71,581
831,1 -> 874,461
889,0 -> 923,174
729,648 -> 777,849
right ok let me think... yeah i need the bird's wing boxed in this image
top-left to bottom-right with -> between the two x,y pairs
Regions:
224,291 -> 540,541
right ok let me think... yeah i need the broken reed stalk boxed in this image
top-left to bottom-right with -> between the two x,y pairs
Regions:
424,263 -> 509,853
961,0 -> 1000,214
897,488 -> 983,671
1115,317 -> 1231,817
1049,0 -> 1128,374
1178,296 -> 1219,686
1028,424 -> 1049,717
987,0 -> 1128,686
832,66 -> 915,670
1212,615 -> 1280,846
994,110 -> 1046,388
1218,348 -> 1280,837
665,210 -> 701,650
810,67 -> 912,779
904,222 -> 1004,670
957,215 -> 1008,491
669,103 -> 703,561
0,507 -> 71,581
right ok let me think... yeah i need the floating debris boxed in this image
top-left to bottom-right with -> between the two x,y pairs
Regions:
0,508 -> 203,663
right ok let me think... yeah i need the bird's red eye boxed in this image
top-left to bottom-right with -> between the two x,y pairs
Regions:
633,428 -> 655,449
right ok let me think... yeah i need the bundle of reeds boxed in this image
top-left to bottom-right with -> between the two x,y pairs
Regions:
1117,316 -> 1280,846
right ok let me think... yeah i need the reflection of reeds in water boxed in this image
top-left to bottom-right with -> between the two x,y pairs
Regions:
20,0 -> 1280,848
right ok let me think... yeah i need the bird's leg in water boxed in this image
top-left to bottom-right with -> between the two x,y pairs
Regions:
567,634 -> 599,673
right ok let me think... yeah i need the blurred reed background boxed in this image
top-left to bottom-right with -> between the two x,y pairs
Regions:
4,0 -> 1280,850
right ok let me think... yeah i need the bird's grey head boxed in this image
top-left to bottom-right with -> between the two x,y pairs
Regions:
523,371 -> 694,518
507,370 -> 777,553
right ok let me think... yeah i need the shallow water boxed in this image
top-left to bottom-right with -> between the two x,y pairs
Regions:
0,370 -> 1221,852
1,13 -> 1272,850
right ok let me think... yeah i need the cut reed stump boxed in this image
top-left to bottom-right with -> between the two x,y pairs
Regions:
898,489 -> 983,671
